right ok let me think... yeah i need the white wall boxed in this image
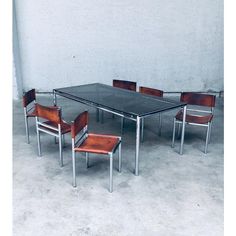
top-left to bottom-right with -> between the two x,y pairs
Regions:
14,0 -> 223,94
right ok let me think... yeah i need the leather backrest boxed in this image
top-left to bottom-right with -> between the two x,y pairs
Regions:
113,80 -> 137,91
139,86 -> 163,97
71,111 -> 88,138
22,89 -> 36,107
180,92 -> 216,107
35,103 -> 61,124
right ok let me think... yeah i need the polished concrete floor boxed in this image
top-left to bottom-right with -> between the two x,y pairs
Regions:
13,94 -> 224,236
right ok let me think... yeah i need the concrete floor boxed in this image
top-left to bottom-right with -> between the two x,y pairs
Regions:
13,95 -> 224,236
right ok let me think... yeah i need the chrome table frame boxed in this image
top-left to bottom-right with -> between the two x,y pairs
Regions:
53,84 -> 187,176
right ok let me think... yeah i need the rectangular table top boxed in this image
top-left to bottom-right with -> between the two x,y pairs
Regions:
54,83 -> 185,118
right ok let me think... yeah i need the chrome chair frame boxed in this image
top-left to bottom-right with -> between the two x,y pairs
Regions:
35,105 -> 69,167
172,104 -> 215,154
71,116 -> 122,193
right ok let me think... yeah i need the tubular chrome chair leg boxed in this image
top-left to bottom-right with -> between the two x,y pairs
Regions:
24,114 -> 30,144
36,117 -> 41,156
158,113 -> 162,136
204,123 -> 210,154
179,106 -> 187,155
109,153 -> 113,193
118,142 -> 122,172
59,134 -> 63,167
141,118 -> 144,142
171,118 -> 176,148
72,148 -> 76,187
86,152 -> 89,168
208,122 -> 212,144
36,129 -> 42,156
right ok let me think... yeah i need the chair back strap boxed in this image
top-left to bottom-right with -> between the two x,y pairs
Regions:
22,89 -> 36,107
180,92 -> 216,107
71,111 -> 88,138
35,103 -> 61,124
139,86 -> 163,97
113,79 -> 137,91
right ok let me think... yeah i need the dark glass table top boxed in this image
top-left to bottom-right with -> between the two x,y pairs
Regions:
54,83 -> 186,118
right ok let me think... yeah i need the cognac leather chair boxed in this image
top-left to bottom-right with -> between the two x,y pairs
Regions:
107,79 -> 137,133
35,103 -> 71,166
113,79 -> 137,91
22,89 -> 37,143
171,92 -> 216,154
139,86 -> 164,141
71,111 -> 121,192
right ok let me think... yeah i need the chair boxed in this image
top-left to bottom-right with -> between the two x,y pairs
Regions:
113,79 -> 137,91
35,103 -> 71,166
71,111 -> 122,192
22,89 -> 37,143
106,79 -> 137,133
139,86 -> 164,141
171,92 -> 216,153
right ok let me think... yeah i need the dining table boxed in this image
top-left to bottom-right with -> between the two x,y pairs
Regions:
53,83 -> 187,175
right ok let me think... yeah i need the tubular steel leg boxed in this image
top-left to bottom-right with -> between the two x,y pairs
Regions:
171,118 -> 176,148
96,108 -> 100,122
135,117 -> 141,176
141,118 -> 144,142
86,152 -> 89,168
158,113 -> 162,136
59,133 -> 63,167
24,114 -> 30,144
109,153 -> 113,193
204,123 -> 210,154
72,143 -> 76,187
118,142 -> 122,172
179,106 -> 187,155
208,122 -> 212,144
36,124 -> 41,156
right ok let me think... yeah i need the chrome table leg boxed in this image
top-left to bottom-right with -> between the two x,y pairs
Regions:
135,116 -> 141,176
109,153 -> 113,193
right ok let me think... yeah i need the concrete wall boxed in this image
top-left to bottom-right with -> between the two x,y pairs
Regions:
13,1 -> 23,99
14,0 -> 223,95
